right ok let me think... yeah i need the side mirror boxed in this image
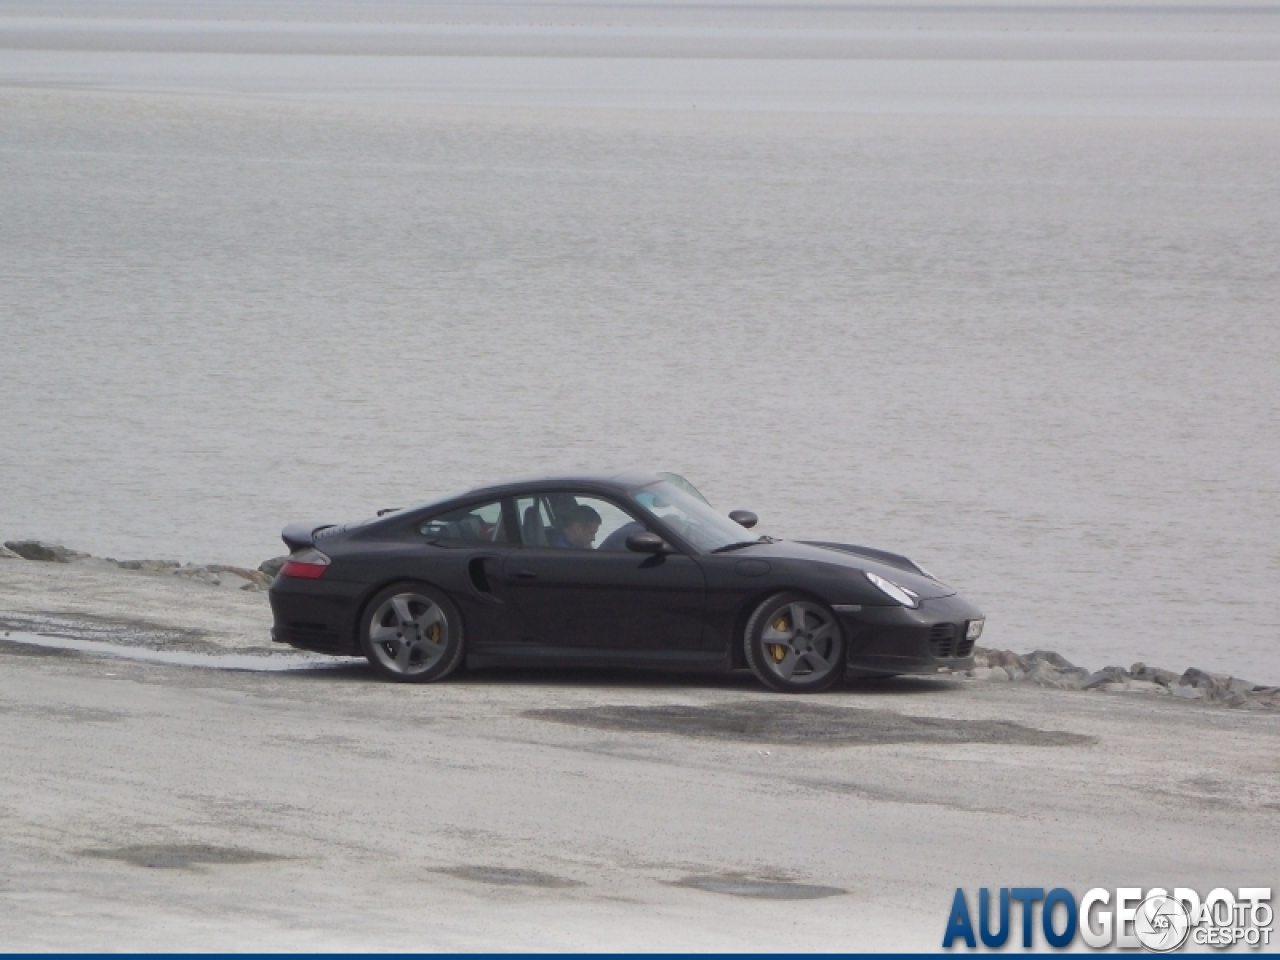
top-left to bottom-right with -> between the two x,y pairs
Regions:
626,532 -> 667,554
729,510 -> 758,529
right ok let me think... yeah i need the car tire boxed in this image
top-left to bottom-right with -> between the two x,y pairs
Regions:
744,592 -> 845,693
360,581 -> 465,683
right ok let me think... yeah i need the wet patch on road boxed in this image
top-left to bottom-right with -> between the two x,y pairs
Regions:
526,702 -> 1093,747
0,626 -> 358,672
675,873 -> 846,900
435,865 -> 582,888
0,638 -> 83,661
81,844 -> 285,870
0,612 -> 212,651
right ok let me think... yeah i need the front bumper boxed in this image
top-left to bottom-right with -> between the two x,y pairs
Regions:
837,593 -> 983,677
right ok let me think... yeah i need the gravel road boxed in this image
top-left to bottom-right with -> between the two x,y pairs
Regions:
1,562 -> 1276,950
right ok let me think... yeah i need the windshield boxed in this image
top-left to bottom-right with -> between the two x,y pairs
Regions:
631,480 -> 766,553
656,472 -> 712,505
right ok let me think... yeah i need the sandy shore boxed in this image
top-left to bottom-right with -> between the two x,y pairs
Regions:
1,556 -> 1277,950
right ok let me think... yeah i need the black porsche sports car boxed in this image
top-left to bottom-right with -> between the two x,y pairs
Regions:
269,471 -> 983,692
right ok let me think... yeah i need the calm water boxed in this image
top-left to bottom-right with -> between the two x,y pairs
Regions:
2,2 -> 1278,680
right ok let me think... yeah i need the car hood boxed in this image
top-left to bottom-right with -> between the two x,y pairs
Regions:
732,539 -> 956,600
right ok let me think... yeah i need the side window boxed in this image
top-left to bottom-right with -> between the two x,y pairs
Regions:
419,500 -> 509,544
516,492 -> 645,552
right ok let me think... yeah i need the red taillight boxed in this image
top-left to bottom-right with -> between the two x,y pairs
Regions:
281,548 -> 330,579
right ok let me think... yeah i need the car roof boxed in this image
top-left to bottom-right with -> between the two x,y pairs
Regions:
361,471 -> 679,528
462,470 -> 663,498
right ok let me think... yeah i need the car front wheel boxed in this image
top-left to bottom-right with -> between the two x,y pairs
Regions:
744,592 -> 845,693
360,582 -> 465,683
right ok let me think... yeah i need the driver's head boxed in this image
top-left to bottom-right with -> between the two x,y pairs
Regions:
562,505 -> 602,549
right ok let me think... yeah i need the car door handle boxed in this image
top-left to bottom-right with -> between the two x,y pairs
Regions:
513,569 -> 538,580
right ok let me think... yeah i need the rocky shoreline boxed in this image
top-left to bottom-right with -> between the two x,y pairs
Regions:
4,538 -> 1278,710
1,539 -> 285,592
952,647 -> 1279,709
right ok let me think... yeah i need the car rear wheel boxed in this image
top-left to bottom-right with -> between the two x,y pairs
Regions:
360,582 -> 464,683
744,592 -> 845,693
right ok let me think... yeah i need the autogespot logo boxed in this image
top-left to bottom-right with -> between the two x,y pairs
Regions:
942,886 -> 1273,951
1134,894 -> 1192,952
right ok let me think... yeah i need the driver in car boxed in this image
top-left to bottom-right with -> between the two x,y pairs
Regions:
550,505 -> 602,550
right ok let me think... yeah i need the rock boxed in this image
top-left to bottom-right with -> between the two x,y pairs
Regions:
206,565 -> 271,590
117,559 -> 180,573
1023,660 -> 1088,690
1174,669 -> 1258,706
949,645 -> 1274,708
258,556 -> 288,579
1180,667 -> 1224,689
215,565 -> 271,587
1180,668 -> 1229,697
3,540 -> 91,563
69,556 -> 120,571
1129,663 -> 1181,687
1085,666 -> 1129,690
0,543 -> 21,559
1248,688 -> 1280,709
173,564 -> 221,587
1026,649 -> 1080,671
979,649 -> 1029,676
169,563 -> 274,590
1126,680 -> 1167,695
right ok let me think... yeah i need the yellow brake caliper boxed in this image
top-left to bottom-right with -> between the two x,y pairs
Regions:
428,622 -> 442,645
769,616 -> 789,662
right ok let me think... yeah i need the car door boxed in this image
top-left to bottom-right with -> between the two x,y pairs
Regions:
501,491 -> 706,655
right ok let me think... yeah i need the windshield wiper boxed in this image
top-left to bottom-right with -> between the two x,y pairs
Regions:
712,536 -> 775,554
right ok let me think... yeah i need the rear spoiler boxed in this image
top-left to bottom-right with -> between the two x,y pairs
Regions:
281,521 -> 337,553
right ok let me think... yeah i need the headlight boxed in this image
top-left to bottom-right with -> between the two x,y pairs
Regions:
865,571 -> 920,609
966,619 -> 985,641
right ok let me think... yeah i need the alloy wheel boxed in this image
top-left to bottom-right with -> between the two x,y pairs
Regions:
760,601 -> 840,684
367,592 -> 450,676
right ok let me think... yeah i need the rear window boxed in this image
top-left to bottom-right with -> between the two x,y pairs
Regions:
419,500 -> 510,544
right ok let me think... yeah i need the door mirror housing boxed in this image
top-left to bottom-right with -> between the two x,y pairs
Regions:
626,531 -> 667,554
729,510 -> 758,529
